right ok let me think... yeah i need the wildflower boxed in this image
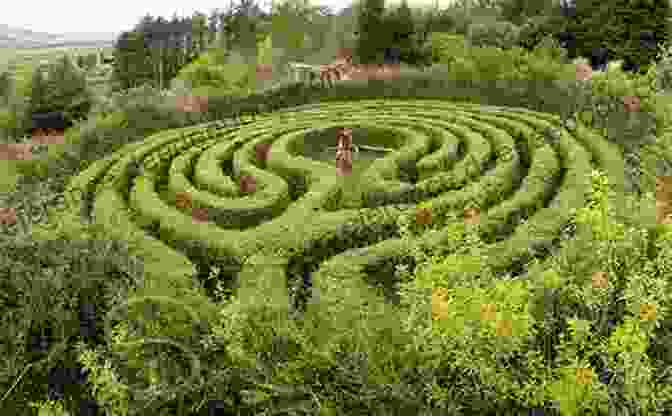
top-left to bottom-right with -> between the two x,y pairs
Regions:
255,143 -> 272,162
464,207 -> 480,225
576,367 -> 594,385
176,95 -> 208,113
575,63 -> 593,81
496,318 -> 513,337
432,287 -> 450,320
591,271 -> 609,289
416,207 -> 433,226
191,207 -> 209,223
481,303 -> 497,321
622,95 -> 641,112
640,303 -> 657,321
175,192 -> 192,210
256,64 -> 273,81
0,207 -> 17,225
239,175 -> 257,194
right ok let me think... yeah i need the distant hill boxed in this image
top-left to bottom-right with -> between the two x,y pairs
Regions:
0,24 -> 118,49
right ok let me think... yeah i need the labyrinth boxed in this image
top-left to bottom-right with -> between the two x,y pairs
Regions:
51,98 -> 632,334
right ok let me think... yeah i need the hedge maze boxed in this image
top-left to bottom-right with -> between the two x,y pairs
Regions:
49,98 -> 632,342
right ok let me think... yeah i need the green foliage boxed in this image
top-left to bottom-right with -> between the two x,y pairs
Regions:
466,20 -> 522,51
354,0 -> 388,64
175,50 -> 255,98
565,0 -> 671,72
43,55 -> 92,121
28,68 -> 51,115
497,0 -> 557,26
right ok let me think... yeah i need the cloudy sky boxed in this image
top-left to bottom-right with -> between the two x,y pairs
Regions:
4,0 -> 458,36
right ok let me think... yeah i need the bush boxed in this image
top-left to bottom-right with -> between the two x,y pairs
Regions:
174,50 -> 255,98
466,21 -> 521,51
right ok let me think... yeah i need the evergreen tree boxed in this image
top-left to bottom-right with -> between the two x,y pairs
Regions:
112,30 -> 153,90
208,9 -> 221,47
498,0 -> 557,25
44,55 -> 91,121
354,0 -> 388,64
0,71 -> 13,103
565,0 -> 670,73
28,67 -> 51,115
384,0 -> 415,61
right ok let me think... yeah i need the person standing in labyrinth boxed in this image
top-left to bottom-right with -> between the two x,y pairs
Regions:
336,128 -> 353,176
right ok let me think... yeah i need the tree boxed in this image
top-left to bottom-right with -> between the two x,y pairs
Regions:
354,0 -> 388,64
497,0 -> 557,25
268,0 -> 328,63
385,0 -> 415,57
28,67 -> 51,115
207,9 -> 221,47
0,71 -> 13,103
46,55 -> 92,121
564,0 -> 671,73
112,30 -> 153,90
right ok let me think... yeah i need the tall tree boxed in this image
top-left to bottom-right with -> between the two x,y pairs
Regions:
191,12 -> 209,54
207,9 -> 221,47
112,30 -> 153,90
28,67 -> 51,115
354,0 -> 388,64
44,54 -> 91,120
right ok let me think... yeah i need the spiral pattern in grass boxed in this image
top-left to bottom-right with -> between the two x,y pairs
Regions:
51,98 -> 633,336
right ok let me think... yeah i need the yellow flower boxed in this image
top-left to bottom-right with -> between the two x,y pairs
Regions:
576,367 -> 594,385
640,303 -> 657,321
495,319 -> 513,337
480,303 -> 497,321
432,287 -> 450,320
591,271 -> 609,289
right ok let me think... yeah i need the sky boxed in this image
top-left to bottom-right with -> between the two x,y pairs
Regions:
3,0 -> 459,36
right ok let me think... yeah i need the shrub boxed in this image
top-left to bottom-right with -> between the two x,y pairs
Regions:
466,21 -> 521,51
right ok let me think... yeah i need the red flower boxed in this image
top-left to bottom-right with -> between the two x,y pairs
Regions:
239,175 -> 257,194
255,143 -> 272,162
0,207 -> 17,225
256,64 -> 273,80
575,63 -> 593,81
623,95 -> 640,112
176,95 -> 208,113
191,207 -> 209,223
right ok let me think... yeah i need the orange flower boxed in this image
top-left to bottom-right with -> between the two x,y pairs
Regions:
0,207 -> 17,225
591,271 -> 609,289
416,207 -> 433,226
575,63 -> 593,81
640,303 -> 657,321
622,95 -> 641,112
464,207 -> 480,225
495,319 -> 513,337
191,207 -> 209,223
480,303 -> 497,321
175,192 -> 193,210
576,367 -> 594,385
